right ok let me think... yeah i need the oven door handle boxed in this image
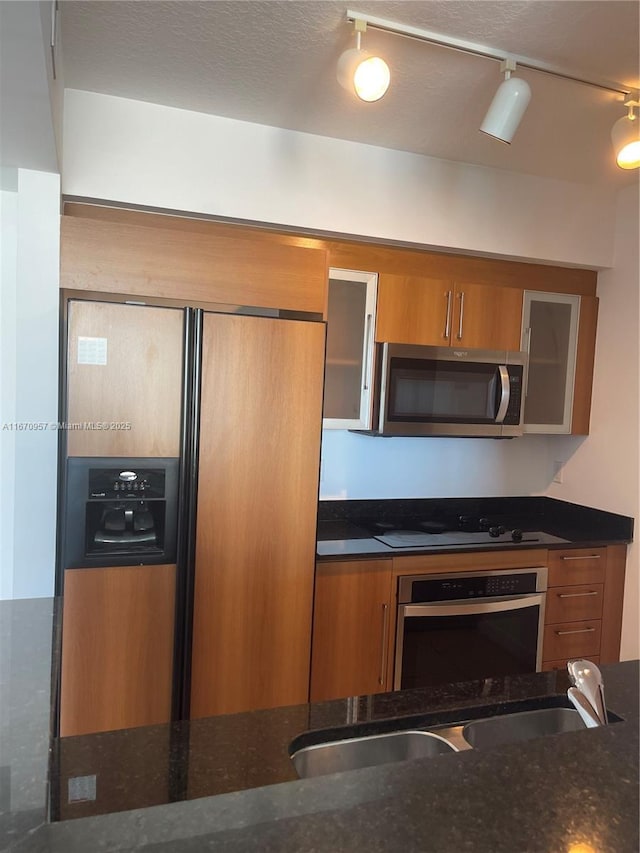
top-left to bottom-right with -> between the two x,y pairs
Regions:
401,594 -> 544,618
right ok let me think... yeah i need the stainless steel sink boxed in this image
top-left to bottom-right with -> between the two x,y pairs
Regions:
461,707 -> 585,749
291,730 -> 458,779
291,697 -> 620,779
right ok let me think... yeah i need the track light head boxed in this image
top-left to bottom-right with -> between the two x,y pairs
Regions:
479,59 -> 531,144
337,19 -> 390,102
611,98 -> 640,170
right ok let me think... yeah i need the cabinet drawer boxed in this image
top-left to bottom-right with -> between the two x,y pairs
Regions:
544,583 -> 604,624
547,548 -> 606,587
541,655 -> 600,673
543,620 -> 601,661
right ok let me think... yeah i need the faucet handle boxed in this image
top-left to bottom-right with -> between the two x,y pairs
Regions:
566,659 -> 607,726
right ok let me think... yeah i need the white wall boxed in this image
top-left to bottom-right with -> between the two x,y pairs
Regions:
545,183 -> 639,660
62,89 -> 617,269
0,169 -> 60,600
0,183 -> 18,599
320,432 -> 556,499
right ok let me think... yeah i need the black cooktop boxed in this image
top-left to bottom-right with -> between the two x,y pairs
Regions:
356,514 -> 567,548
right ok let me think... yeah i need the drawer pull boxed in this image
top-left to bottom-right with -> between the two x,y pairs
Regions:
555,627 -> 596,636
561,554 -> 601,561
557,591 -> 599,599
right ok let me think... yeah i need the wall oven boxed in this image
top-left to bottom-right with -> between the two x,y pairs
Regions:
366,344 -> 526,437
394,567 -> 547,691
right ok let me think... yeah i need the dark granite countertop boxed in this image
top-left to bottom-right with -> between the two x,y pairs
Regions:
3,591 -> 638,853
317,496 -> 634,560
30,663 -> 640,851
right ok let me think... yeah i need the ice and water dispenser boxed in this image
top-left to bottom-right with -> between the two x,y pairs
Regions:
63,458 -> 179,568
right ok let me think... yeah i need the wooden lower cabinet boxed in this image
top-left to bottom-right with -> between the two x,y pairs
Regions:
311,545 -> 627,702
542,545 -> 626,669
310,560 -> 394,702
59,564 -> 176,737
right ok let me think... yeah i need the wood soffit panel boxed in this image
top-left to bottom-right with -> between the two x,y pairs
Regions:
62,202 -> 598,297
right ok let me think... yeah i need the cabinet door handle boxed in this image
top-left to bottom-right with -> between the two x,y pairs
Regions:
561,554 -> 601,561
557,591 -> 599,599
443,291 -> 453,340
362,313 -> 373,391
456,291 -> 465,340
555,627 -> 596,636
379,603 -> 389,686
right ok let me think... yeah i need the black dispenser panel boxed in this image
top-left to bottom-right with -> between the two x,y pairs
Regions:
63,457 -> 179,569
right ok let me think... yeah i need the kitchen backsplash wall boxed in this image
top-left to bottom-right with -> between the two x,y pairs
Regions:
320,431 -> 577,500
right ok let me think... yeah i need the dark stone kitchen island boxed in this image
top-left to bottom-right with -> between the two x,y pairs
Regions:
2,596 -> 638,853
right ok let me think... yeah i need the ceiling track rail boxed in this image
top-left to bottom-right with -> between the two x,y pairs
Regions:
346,9 -> 635,97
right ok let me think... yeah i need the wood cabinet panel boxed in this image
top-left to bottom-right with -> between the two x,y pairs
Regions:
392,549 -> 547,578
375,275 -> 452,344
452,281 -> 523,351
600,544 -> 627,663
190,313 -> 325,718
571,295 -> 598,435
543,619 -> 602,661
544,583 -> 604,624
311,560 -> 394,702
543,545 -> 626,667
546,548 -> 606,587
61,216 -> 328,315
66,300 -> 183,457
64,203 -> 598,297
60,565 -> 176,737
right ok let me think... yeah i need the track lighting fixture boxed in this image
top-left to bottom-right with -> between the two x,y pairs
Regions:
480,60 -> 531,144
611,98 -> 640,170
341,10 -> 640,170
337,18 -> 390,102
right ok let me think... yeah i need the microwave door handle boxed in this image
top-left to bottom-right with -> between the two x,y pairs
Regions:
495,366 -> 510,423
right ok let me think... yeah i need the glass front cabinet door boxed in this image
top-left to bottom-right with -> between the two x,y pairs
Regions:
521,291 -> 580,433
323,269 -> 378,430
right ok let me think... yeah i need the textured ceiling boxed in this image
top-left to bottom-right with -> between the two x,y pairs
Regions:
60,1 -> 640,186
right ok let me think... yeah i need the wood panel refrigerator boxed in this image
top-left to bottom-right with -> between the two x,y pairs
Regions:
58,299 -> 325,735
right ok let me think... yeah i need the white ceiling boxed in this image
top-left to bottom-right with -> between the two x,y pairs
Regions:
60,1 -> 640,187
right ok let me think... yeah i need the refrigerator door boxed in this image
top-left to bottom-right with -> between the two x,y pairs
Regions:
189,311 -> 325,718
66,299 -> 184,458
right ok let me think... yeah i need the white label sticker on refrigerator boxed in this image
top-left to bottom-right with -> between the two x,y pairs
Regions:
77,336 -> 107,365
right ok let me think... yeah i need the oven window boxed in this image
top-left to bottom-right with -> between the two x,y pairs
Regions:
388,359 -> 499,423
399,604 -> 540,690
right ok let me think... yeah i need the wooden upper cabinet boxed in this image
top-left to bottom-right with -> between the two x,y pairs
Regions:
452,281 -> 523,351
60,215 -> 328,315
66,300 -> 183,457
375,275 -> 453,345
376,274 -> 523,351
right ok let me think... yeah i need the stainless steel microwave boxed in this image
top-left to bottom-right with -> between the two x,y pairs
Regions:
361,344 -> 527,438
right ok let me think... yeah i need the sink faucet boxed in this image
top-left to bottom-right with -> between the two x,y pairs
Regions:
566,659 -> 608,728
